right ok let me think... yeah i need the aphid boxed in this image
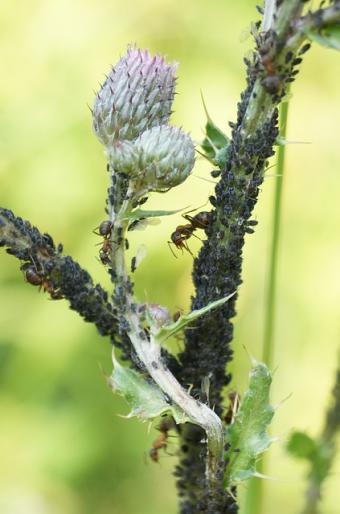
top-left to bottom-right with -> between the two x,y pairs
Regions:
149,418 -> 173,463
128,218 -> 146,231
138,196 -> 148,206
211,169 -> 221,178
131,256 -> 137,273
42,233 -> 55,248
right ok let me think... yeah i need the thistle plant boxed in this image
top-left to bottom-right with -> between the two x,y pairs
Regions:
1,3 -> 340,514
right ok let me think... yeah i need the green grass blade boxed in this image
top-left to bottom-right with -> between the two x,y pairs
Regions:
242,96 -> 290,514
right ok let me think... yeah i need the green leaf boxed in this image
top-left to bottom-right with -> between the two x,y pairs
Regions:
154,292 -> 236,344
225,362 -> 275,485
305,25 -> 340,51
286,431 -> 317,460
126,206 -> 187,223
109,352 -> 188,423
200,93 -> 230,168
286,431 -> 333,485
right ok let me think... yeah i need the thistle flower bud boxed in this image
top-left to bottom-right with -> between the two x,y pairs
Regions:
108,140 -> 140,176
93,45 -> 177,145
108,125 -> 195,192
136,125 -> 195,191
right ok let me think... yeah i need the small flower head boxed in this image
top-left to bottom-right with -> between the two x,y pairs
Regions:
108,125 -> 195,192
93,45 -> 177,146
136,125 -> 195,191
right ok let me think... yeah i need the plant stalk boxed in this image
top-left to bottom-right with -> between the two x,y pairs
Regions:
108,181 -> 224,484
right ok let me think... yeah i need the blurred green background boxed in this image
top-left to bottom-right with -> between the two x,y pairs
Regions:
1,1 -> 340,513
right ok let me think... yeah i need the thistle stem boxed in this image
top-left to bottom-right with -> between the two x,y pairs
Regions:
108,179 -> 224,484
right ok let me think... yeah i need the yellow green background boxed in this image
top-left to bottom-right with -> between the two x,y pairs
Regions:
1,1 -> 340,513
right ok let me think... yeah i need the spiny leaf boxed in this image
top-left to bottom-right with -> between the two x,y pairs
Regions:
305,25 -> 340,51
200,93 -> 230,168
125,206 -> 187,223
225,362 -> 275,484
154,292 -> 236,344
109,352 -> 188,423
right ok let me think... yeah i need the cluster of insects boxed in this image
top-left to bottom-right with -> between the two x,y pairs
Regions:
22,262 -> 63,300
168,210 -> 211,257
94,208 -> 212,265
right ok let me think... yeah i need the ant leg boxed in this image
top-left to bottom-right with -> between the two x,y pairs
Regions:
183,241 -> 194,256
168,241 -> 178,258
190,232 -> 203,241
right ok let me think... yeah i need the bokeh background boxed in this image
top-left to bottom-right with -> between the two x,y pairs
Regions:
1,1 -> 340,513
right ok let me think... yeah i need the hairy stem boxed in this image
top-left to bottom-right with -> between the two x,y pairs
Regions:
107,179 -> 224,482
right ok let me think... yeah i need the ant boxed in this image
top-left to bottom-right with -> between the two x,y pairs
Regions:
168,210 -> 211,257
22,263 -> 63,300
183,211 -> 211,230
149,418 -> 174,463
94,220 -> 114,265
98,238 -> 112,265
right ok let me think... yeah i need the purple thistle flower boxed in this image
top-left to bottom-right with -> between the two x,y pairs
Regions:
93,45 -> 177,145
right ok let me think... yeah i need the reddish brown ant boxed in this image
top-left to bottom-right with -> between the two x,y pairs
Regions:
149,418 -> 174,463
168,224 -> 196,257
168,210 -> 211,257
99,239 -> 112,265
22,264 -> 63,300
94,220 -> 114,265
